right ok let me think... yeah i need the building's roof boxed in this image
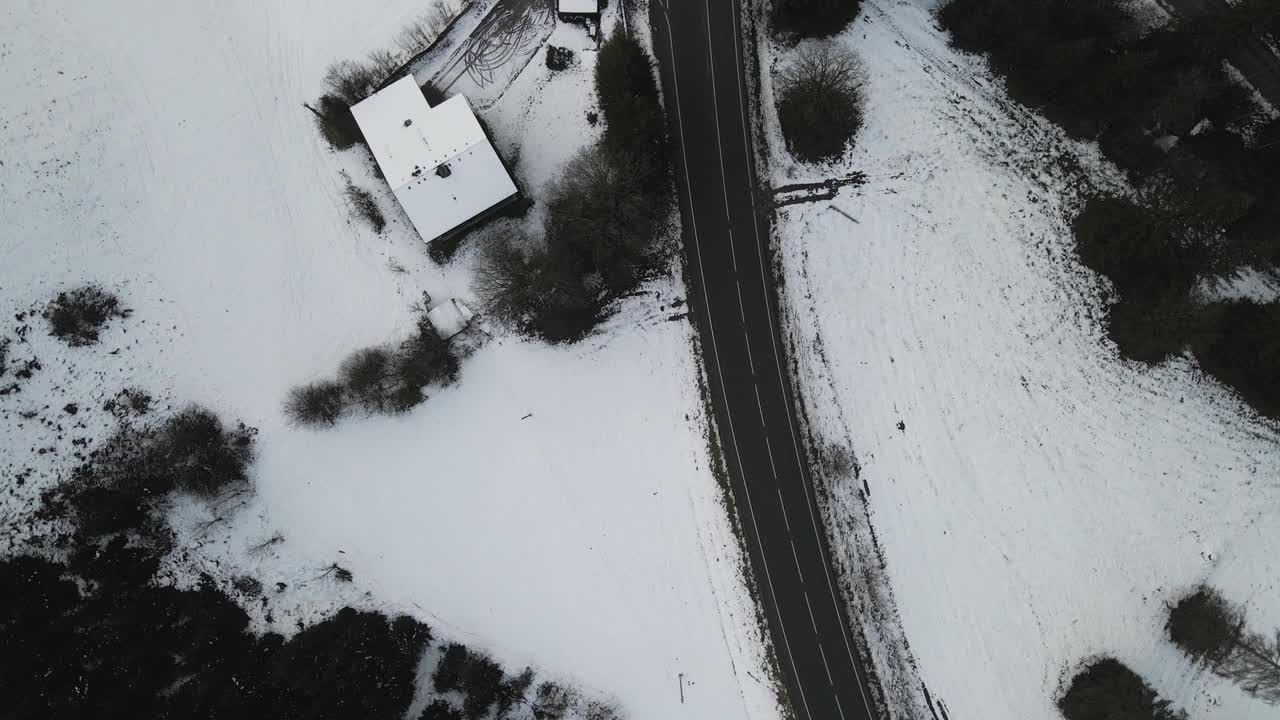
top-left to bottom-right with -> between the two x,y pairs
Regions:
426,299 -> 475,339
558,0 -> 599,14
351,76 -> 489,191
350,76 -> 517,243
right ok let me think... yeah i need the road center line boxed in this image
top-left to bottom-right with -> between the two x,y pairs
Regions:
818,642 -> 834,686
764,435 -> 777,478
777,488 -> 791,532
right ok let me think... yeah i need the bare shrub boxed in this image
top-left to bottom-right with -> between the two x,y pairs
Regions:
391,316 -> 460,411
232,575 -> 263,597
581,699 -> 623,720
44,285 -> 130,346
397,0 -> 465,56
473,234 -> 544,327
777,41 -> 865,162
323,60 -> 381,105
284,381 -> 346,427
366,48 -> 402,79
532,681 -> 576,720
162,406 -> 257,497
342,172 -> 386,233
341,345 -> 394,412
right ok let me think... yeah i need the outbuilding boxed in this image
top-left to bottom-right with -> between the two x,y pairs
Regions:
351,76 -> 518,245
557,0 -> 601,21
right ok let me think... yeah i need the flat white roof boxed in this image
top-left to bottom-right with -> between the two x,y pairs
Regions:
350,76 -> 517,243
426,299 -> 475,339
558,0 -> 599,13
351,76 -> 489,190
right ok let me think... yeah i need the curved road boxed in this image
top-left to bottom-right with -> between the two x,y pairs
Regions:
648,2 -> 880,719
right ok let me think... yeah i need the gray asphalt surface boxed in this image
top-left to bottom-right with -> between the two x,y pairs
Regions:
648,2 -> 880,719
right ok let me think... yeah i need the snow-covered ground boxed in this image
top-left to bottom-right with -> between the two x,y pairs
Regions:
0,2 -> 782,719
753,2 -> 1280,720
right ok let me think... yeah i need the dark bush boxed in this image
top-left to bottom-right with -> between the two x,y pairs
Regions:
342,174 -> 386,233
545,145 -> 659,293
777,42 -> 864,162
1058,658 -> 1186,720
1073,197 -> 1210,301
595,25 -> 667,177
1167,586 -> 1242,664
546,45 -> 575,71
284,381 -> 346,426
232,575 -> 264,597
103,386 -> 152,418
772,0 -> 862,39
266,608 -> 431,719
433,642 -> 470,693
422,699 -> 464,720
392,316 -> 460,407
52,404 -> 256,545
1190,301 -> 1280,419
313,94 -> 365,150
497,667 -> 535,718
461,652 -> 506,719
340,346 -> 394,412
162,406 -> 257,497
44,285 -> 130,346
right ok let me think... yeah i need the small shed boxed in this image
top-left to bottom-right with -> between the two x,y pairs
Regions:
350,76 -> 518,245
426,298 -> 476,340
557,0 -> 600,20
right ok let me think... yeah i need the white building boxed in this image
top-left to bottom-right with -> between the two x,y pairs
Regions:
351,76 -> 518,245
557,0 -> 600,17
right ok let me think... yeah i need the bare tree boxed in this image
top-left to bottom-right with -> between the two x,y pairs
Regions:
323,60 -> 381,105
473,234 -> 544,327
776,41 -> 866,162
396,0 -> 465,56
366,48 -> 402,79
1168,586 -> 1280,704
1218,628 -> 1280,704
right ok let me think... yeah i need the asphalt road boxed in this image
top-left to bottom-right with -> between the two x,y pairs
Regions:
648,2 -> 879,719
1159,0 -> 1280,106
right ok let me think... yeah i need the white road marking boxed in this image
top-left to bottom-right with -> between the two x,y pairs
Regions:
777,488 -> 791,531
753,383 -> 766,426
662,8 -> 812,720
764,435 -> 777,478
736,280 -> 748,322
804,590 -> 818,633
818,642 -> 834,686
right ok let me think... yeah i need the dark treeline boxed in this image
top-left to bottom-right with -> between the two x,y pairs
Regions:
940,0 -> 1280,418
474,26 -> 671,343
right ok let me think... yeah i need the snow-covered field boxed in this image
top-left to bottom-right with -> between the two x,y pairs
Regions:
0,2 -> 781,719
755,2 -> 1280,720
